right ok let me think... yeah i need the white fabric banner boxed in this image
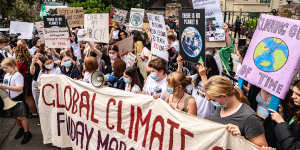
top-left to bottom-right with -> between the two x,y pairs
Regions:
9,21 -> 34,39
147,13 -> 169,62
39,75 -> 259,150
84,14 -> 109,43
129,8 -> 145,31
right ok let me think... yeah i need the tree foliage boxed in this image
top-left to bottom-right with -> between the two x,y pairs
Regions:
68,0 -> 112,13
0,0 -> 40,22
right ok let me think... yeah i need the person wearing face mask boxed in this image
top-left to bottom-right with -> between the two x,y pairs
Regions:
37,55 -> 61,89
261,80 -> 300,150
60,53 -> 80,80
142,58 -> 168,99
205,76 -> 268,147
178,55 -> 219,119
123,67 -> 143,94
165,72 -> 197,115
108,45 -> 120,65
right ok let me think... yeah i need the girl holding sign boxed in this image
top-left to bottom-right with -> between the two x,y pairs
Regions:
262,80 -> 300,150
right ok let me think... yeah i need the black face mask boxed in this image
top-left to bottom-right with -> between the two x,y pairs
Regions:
168,22 -> 176,30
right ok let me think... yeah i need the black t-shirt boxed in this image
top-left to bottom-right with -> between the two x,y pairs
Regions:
208,103 -> 265,139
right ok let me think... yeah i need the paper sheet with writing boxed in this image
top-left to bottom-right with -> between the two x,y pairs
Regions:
9,21 -> 34,39
84,14 -> 109,43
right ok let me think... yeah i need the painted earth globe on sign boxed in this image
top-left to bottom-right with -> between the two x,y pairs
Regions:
254,37 -> 289,72
181,27 -> 202,58
130,13 -> 143,26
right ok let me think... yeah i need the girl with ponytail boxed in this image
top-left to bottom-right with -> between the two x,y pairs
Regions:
165,72 -> 197,115
204,75 -> 268,147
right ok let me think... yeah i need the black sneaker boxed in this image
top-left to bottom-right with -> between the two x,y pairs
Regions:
14,128 -> 24,139
21,132 -> 32,144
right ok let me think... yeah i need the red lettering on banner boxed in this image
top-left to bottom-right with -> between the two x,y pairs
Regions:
167,119 -> 179,150
91,93 -> 99,124
149,115 -> 164,150
106,98 -> 116,130
80,91 -> 90,120
56,84 -> 65,108
42,84 -> 55,107
64,86 -> 72,111
180,128 -> 194,150
128,105 -> 135,139
72,88 -> 80,114
134,107 -> 152,147
117,101 -> 125,135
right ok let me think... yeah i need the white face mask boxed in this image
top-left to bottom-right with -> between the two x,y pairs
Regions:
109,54 -> 117,60
45,63 -> 54,70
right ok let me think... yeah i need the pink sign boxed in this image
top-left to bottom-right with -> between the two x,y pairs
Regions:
238,14 -> 300,99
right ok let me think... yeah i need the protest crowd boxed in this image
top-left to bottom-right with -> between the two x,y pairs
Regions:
0,2 -> 299,150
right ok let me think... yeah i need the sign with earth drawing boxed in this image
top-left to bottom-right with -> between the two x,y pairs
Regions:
179,9 -> 205,64
129,8 -> 144,31
237,14 -> 300,99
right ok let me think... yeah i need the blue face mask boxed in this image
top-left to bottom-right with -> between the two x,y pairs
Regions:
167,87 -> 173,94
123,77 -> 131,83
150,73 -> 159,81
63,60 -> 72,67
210,101 -> 227,109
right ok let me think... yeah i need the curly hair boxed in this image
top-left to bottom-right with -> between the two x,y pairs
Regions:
15,40 -> 32,64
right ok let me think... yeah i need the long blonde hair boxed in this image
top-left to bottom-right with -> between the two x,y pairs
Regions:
204,75 -> 249,105
1,58 -> 18,72
15,40 -> 32,64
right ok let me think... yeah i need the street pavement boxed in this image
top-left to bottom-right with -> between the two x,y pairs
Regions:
0,118 -> 70,150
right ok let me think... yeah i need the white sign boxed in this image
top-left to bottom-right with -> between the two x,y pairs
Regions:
35,21 -> 45,43
129,8 -> 145,31
147,13 -> 169,61
84,14 -> 109,43
39,74 -> 260,150
193,0 -> 225,41
9,21 -> 34,39
77,29 -> 85,42
44,27 -> 70,48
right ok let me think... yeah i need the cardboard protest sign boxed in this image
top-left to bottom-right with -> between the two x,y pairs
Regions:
179,9 -> 205,64
35,21 -> 45,43
39,74 -> 259,150
129,8 -> 144,31
193,0 -> 225,41
115,36 -> 134,56
44,27 -> 70,48
238,14 -> 300,99
84,14 -> 109,43
9,21 -> 34,39
57,7 -> 84,28
43,16 -> 67,28
110,8 -> 128,25
147,13 -> 169,62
